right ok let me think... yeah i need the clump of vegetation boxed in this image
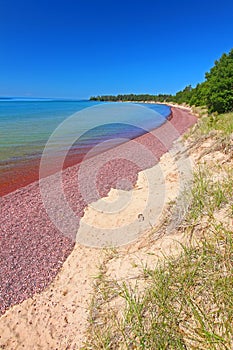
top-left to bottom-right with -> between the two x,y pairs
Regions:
199,112 -> 233,136
84,112 -> 233,350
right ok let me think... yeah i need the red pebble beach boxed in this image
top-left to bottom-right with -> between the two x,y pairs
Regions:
0,107 -> 197,315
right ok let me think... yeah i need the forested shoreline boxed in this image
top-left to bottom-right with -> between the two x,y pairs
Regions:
90,49 -> 233,114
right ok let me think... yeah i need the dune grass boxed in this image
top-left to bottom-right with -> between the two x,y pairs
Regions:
83,112 -> 233,350
199,112 -> 233,136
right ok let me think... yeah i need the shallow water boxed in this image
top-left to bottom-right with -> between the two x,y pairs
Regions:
0,100 -> 171,195
0,100 -> 170,164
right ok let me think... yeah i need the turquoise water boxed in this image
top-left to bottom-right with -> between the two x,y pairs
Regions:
0,100 -> 171,165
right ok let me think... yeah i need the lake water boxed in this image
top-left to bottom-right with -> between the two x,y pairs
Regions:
0,100 -> 171,164
0,99 -> 171,195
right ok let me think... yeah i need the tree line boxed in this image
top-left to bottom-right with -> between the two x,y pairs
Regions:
90,93 -> 173,103
90,49 -> 233,114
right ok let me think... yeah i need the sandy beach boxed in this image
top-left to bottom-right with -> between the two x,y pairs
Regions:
0,107 -> 197,348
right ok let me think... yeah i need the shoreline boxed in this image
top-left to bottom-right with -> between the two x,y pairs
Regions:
0,139 -> 192,348
0,107 -> 197,316
0,103 -> 172,198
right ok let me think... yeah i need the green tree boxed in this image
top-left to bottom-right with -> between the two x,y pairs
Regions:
189,82 -> 208,106
205,49 -> 233,113
173,85 -> 193,104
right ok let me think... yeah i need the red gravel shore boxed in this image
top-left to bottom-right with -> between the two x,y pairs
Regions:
0,107 -> 197,315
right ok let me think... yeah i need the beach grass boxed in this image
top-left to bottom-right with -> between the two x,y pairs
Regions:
199,112 -> 233,136
83,111 -> 233,350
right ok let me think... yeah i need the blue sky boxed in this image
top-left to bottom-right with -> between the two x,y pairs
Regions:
1,0 -> 233,99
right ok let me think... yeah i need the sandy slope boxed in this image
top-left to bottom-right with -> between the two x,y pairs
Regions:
0,107 -> 197,349
0,144 -> 193,349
